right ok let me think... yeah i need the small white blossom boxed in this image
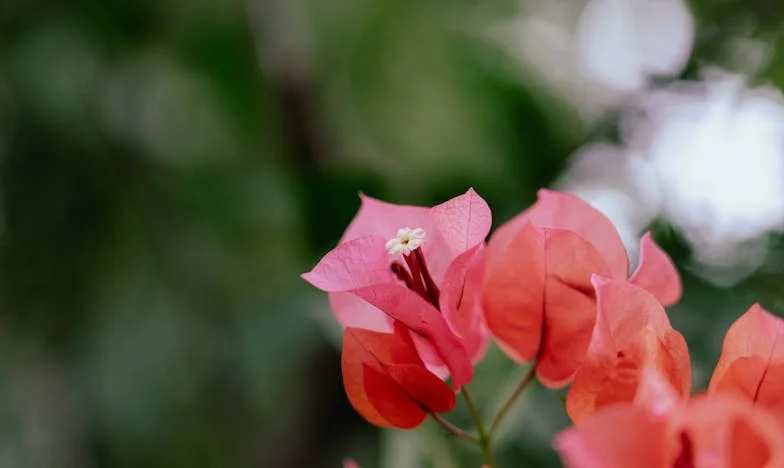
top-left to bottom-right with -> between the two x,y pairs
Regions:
385,227 -> 426,256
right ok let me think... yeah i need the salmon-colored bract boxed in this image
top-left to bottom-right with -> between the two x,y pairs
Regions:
483,189 -> 681,387
557,386 -> 784,468
342,324 -> 456,429
565,278 -> 691,422
709,303 -> 784,424
303,188 -> 492,390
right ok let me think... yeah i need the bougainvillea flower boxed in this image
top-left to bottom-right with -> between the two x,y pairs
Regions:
555,389 -> 784,468
708,303 -> 784,423
483,189 -> 681,387
302,189 -> 492,389
565,277 -> 690,422
342,459 -> 359,468
631,368 -> 683,417
341,324 -> 456,429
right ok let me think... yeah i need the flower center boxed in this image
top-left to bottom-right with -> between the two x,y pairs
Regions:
672,431 -> 695,468
387,227 -> 440,308
385,227 -> 426,256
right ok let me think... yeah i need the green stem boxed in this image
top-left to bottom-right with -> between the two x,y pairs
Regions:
462,388 -> 495,467
430,412 -> 478,443
489,363 -> 537,437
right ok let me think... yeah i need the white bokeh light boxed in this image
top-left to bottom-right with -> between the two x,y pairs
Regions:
576,0 -> 694,92
492,0 -> 784,284
489,0 -> 694,125
563,71 -> 784,285
629,72 -> 784,283
557,143 -> 663,269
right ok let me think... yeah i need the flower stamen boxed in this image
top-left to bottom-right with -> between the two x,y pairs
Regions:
414,249 -> 440,306
385,227 -> 426,256
386,227 -> 440,308
391,262 -> 415,290
404,252 -> 429,302
673,431 -> 695,468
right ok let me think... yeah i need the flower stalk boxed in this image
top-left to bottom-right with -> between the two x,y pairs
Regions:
462,388 -> 495,467
430,413 -> 478,443
489,362 -> 537,437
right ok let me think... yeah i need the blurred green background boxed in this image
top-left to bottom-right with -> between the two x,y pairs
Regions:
3,0 -> 784,467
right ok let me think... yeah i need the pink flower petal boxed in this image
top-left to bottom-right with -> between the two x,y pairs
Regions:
537,229 -> 613,388
342,329 -> 427,429
628,232 -> 682,307
341,194 -> 452,282
709,304 -> 784,424
590,275 -> 678,342
483,222 -> 546,364
304,234 -> 473,387
352,284 -> 473,389
634,368 -> 681,417
565,278 -> 690,422
439,244 -> 491,364
524,189 -> 629,280
302,236 -> 394,292
484,222 -> 614,388
328,292 -> 393,332
341,194 -> 432,243
554,404 -> 669,468
430,188 -> 492,255
410,334 -> 450,379
589,277 -> 691,399
342,326 -> 455,429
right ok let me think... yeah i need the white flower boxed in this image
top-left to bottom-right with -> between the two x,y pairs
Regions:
385,227 -> 426,256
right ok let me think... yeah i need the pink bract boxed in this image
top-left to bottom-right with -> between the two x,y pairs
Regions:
302,188 -> 492,389
483,189 -> 681,388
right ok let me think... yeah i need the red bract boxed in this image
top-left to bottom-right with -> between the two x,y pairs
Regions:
556,372 -> 784,468
302,189 -> 492,389
483,189 -> 681,388
342,324 -> 456,428
565,278 -> 691,422
708,303 -> 784,424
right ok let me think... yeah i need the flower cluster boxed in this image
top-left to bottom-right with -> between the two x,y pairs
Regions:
303,188 -> 784,467
557,302 -> 784,467
302,189 -> 491,427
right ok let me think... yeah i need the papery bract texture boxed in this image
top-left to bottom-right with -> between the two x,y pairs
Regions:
669,395 -> 784,468
303,189 -> 492,389
566,277 -> 690,422
555,393 -> 784,468
555,404 -> 669,468
341,324 -> 456,429
709,303 -> 784,423
483,189 -> 680,387
627,232 -> 682,306
633,368 -> 682,417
